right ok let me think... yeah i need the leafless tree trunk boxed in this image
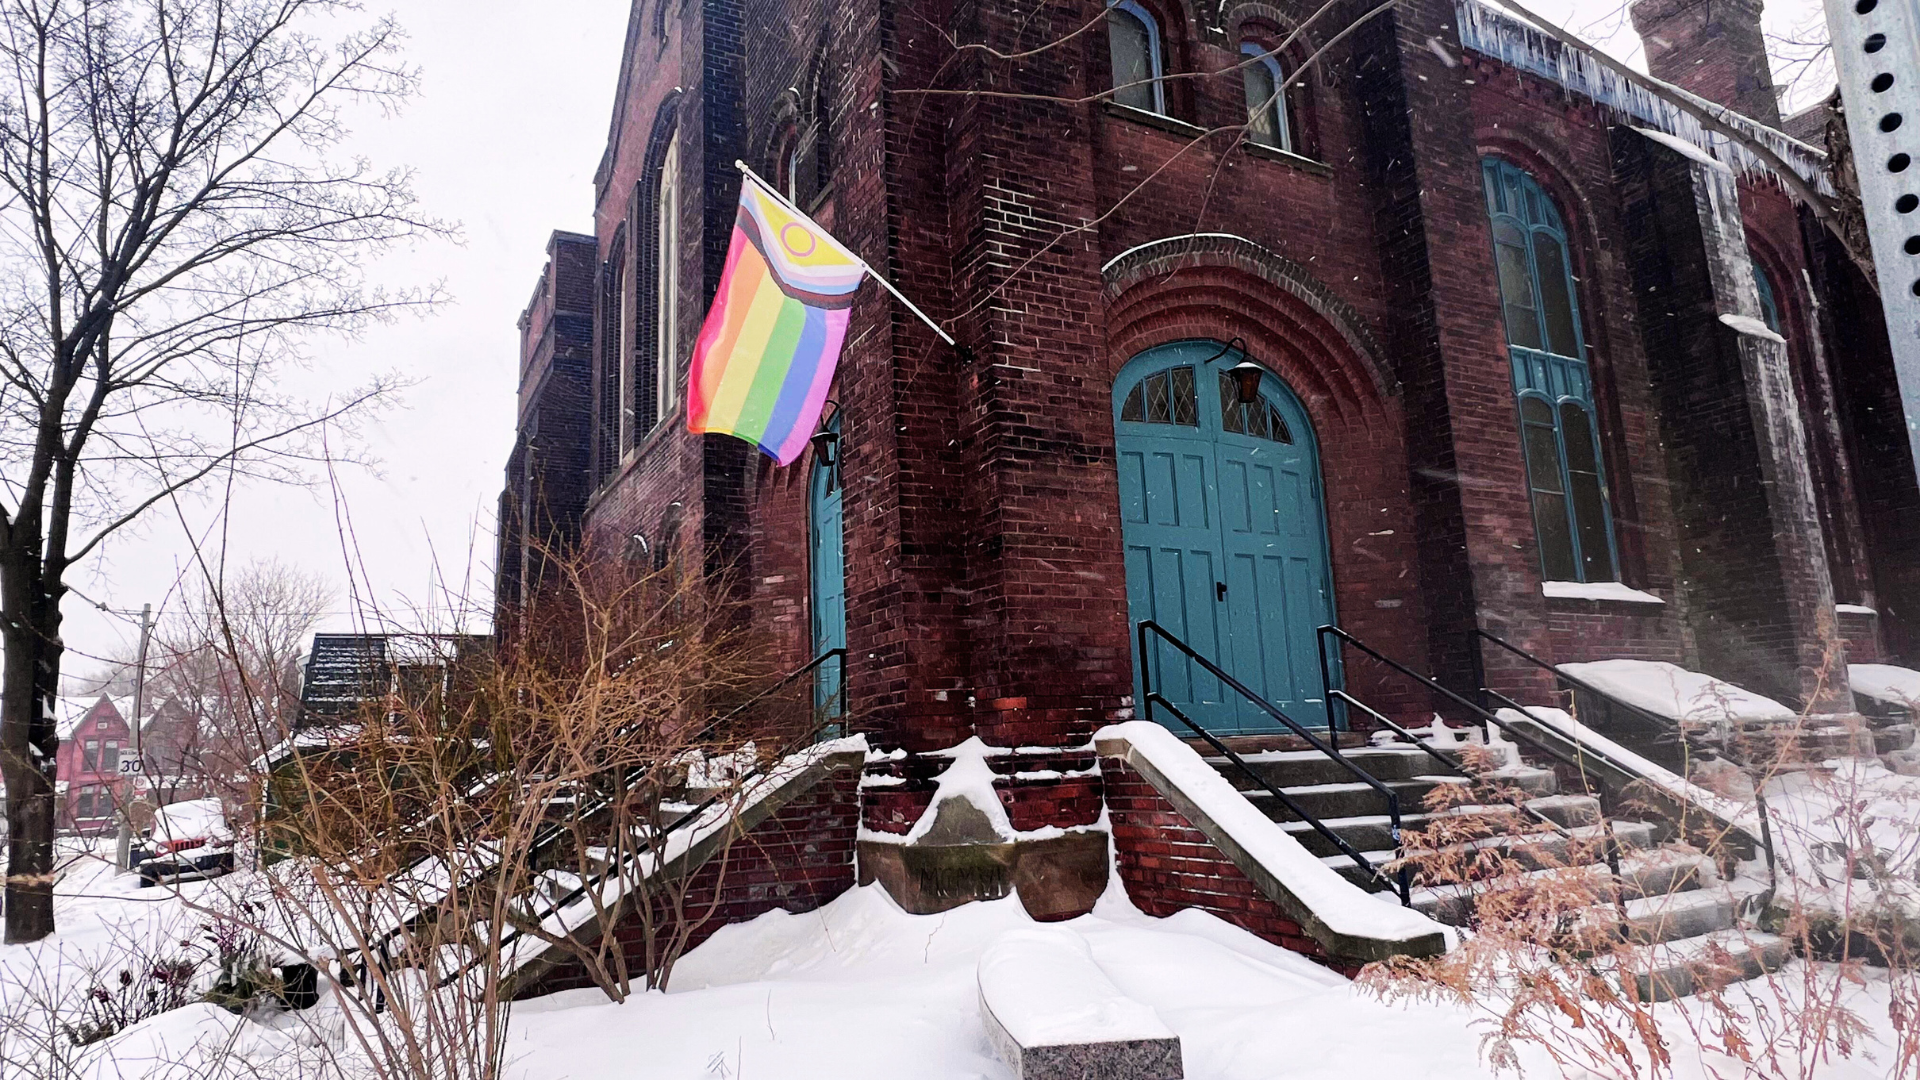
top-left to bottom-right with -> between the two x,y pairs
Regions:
0,0 -> 444,943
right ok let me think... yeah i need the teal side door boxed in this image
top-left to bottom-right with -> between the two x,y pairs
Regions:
1115,342 -> 1336,735
810,415 -> 846,719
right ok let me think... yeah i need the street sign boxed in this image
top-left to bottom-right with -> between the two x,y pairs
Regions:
117,758 -> 143,774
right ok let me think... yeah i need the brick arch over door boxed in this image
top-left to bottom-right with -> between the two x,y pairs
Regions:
1101,233 -> 1396,413
1102,240 -> 1429,726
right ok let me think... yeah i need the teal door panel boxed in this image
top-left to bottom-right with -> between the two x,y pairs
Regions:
1115,341 -> 1336,736
810,415 -> 846,719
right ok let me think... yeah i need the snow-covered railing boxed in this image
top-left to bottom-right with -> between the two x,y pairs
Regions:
496,735 -> 868,993
1454,0 -> 1833,197
1494,707 -> 1768,853
1094,721 -> 1449,963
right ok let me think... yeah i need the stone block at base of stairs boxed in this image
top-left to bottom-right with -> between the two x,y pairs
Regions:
980,927 -> 1183,1080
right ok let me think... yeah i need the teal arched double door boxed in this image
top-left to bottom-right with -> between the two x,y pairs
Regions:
1115,341 -> 1337,735
810,414 -> 846,719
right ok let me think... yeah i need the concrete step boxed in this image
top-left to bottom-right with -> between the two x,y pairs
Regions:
1518,793 -> 1601,828
1207,746 -> 1452,787
1242,775 -> 1471,822
1477,764 -> 1560,797
1275,795 -> 1593,859
1325,820 -> 1659,891
1616,886 -> 1740,944
1410,849 -> 1720,925
1620,929 -> 1791,1002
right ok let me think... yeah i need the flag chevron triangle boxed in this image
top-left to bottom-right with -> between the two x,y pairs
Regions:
738,179 -> 865,302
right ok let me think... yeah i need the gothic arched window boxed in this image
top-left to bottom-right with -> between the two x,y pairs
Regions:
1482,157 -> 1618,584
1240,42 -> 1291,152
1107,0 -> 1166,114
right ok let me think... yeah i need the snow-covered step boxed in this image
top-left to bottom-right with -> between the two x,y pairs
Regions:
1241,775 -> 1471,821
1207,745 -> 1444,785
1616,886 -> 1739,944
1408,849 -> 1719,924
1619,929 -> 1791,1002
1321,819 -> 1659,891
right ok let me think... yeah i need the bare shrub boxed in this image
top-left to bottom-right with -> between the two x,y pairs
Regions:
1367,653 -> 1920,1078
177,545 -> 839,1079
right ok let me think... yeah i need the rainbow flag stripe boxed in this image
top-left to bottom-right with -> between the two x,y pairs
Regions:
687,179 -> 865,465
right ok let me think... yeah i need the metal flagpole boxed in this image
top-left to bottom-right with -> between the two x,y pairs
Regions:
732,160 -> 958,347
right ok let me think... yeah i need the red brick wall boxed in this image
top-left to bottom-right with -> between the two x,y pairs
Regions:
1105,759 -> 1336,967
860,745 -> 1105,836
530,0 -> 1910,807
521,765 -> 860,998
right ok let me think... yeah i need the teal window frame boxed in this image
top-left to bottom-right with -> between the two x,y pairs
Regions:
1107,0 -> 1167,115
1481,157 -> 1619,583
1239,42 -> 1291,152
1752,259 -> 1783,334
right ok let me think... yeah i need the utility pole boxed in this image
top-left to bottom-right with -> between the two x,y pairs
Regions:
114,604 -> 152,872
1822,0 -> 1920,479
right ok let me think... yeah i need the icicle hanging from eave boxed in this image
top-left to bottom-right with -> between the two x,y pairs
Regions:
1453,0 -> 1834,199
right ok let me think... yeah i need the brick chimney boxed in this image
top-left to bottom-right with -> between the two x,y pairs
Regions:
1630,0 -> 1781,128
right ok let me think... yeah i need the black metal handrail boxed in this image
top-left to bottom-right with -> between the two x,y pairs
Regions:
1318,625 -> 1626,885
1137,620 -> 1411,904
1471,628 -> 1777,882
1329,688 -> 1575,843
458,700 -> 855,988
357,648 -> 847,985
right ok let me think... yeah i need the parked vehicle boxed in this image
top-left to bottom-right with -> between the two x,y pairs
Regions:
132,798 -> 235,887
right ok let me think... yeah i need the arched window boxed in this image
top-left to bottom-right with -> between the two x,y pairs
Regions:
1752,259 -> 1783,334
1107,0 -> 1166,115
1240,42 -> 1291,152
656,131 -> 681,419
1482,157 -> 1617,583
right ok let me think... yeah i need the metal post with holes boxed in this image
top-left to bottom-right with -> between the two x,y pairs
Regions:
1825,0 -> 1920,480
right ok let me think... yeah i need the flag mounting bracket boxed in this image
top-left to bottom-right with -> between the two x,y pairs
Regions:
733,160 -> 958,347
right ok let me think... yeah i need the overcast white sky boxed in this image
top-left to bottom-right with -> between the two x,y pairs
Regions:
59,0 -> 1835,679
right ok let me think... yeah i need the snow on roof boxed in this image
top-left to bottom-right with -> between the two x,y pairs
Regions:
55,695 -> 134,739
1457,0 -> 1831,196
1557,659 -> 1795,723
1849,664 -> 1920,708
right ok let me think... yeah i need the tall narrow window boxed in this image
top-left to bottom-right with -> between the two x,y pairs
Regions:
1482,157 -> 1618,583
1752,259 -> 1783,334
615,228 -> 635,454
657,132 -> 681,419
1107,0 -> 1165,114
1240,42 -> 1291,152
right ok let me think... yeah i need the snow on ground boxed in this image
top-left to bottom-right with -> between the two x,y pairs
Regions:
1759,756 -> 1920,888
502,883 -> 1502,1080
8,786 -> 1920,1079
501,882 -> 1911,1080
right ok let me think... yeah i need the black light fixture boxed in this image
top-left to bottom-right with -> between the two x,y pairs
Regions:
1227,359 -> 1265,405
810,400 -> 842,466
1199,337 -> 1263,405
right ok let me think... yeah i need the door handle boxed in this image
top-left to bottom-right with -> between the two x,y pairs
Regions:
1216,581 -> 1228,602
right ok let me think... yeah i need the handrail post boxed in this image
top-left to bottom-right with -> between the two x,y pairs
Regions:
1317,625 -> 1340,753
1137,621 -> 1156,726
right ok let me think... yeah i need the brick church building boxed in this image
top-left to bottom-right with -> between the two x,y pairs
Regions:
497,0 -> 1919,963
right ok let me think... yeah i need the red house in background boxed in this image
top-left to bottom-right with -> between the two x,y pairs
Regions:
57,695 -> 133,835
